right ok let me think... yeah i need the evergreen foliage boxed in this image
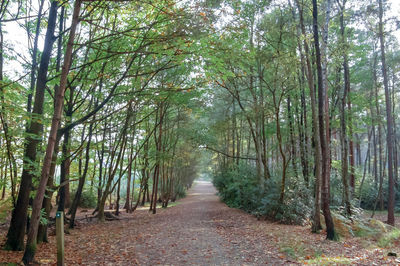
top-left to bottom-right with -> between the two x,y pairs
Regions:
213,163 -> 312,225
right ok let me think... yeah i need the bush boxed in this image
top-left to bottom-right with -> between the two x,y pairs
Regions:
257,176 -> 312,225
71,189 -> 97,209
213,163 -> 259,211
358,175 -> 400,214
329,171 -> 345,207
358,176 -> 388,210
174,184 -> 187,200
213,163 -> 312,225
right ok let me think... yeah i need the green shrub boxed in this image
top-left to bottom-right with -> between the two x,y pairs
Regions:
329,171 -> 345,206
213,163 -> 259,210
257,176 -> 312,225
358,176 -> 400,213
378,229 -> 400,248
174,184 -> 187,199
396,189 -> 400,213
71,189 -> 97,209
213,163 -> 312,225
359,181 -> 378,209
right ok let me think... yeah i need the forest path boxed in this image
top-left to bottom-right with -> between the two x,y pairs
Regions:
76,180 -> 288,265
1,181 -> 399,265
125,181 -> 286,265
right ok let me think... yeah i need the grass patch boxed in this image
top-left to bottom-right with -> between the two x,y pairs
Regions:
279,240 -> 307,260
280,246 -> 296,259
135,201 -> 180,211
166,202 -> 180,208
377,229 -> 400,248
303,255 -> 352,265
313,249 -> 323,258
353,225 -> 378,238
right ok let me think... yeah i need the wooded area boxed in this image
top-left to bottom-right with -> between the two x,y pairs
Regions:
0,0 -> 399,264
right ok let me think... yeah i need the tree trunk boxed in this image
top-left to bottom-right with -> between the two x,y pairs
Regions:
130,157 -> 137,212
115,145 -> 125,216
124,148 -> 133,211
58,87 -> 74,212
26,0 -> 45,113
22,1 -> 81,263
98,105 -> 132,221
5,0 -> 59,251
295,0 -> 322,233
338,0 -> 352,216
378,0 -> 395,226
288,95 -> 298,178
37,141 -> 59,243
96,119 -> 107,211
312,0 -> 336,240
340,74 -> 352,216
152,104 -> 164,214
37,5 -> 65,243
69,121 -> 93,228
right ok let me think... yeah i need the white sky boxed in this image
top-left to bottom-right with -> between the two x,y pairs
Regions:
387,0 -> 400,40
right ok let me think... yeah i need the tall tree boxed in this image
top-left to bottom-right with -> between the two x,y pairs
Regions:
295,0 -> 322,233
5,0 -> 59,251
22,0 -> 82,263
337,0 -> 352,216
378,0 -> 395,226
312,0 -> 336,240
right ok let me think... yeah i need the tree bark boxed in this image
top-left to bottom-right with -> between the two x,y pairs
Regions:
151,104 -> 165,214
58,87 -> 74,213
37,5 -> 65,244
295,0 -> 322,233
288,96 -> 298,178
26,0 -> 45,113
124,147 -> 134,211
338,0 -> 352,216
5,0 -> 59,251
22,1 -> 81,263
69,120 -> 93,228
378,0 -> 395,226
312,0 -> 336,240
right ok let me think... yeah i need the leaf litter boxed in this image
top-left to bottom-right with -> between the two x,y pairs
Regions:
0,181 -> 398,265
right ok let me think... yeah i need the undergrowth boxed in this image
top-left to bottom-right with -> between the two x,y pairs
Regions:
212,163 -> 312,225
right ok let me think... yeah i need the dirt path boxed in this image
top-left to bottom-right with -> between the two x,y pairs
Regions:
123,181 -> 286,265
71,181 -> 287,265
1,181 -> 399,265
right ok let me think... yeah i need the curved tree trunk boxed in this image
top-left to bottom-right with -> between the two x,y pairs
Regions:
37,5 -> 65,244
22,1 -> 81,263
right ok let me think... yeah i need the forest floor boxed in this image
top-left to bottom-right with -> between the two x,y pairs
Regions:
0,181 -> 400,265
